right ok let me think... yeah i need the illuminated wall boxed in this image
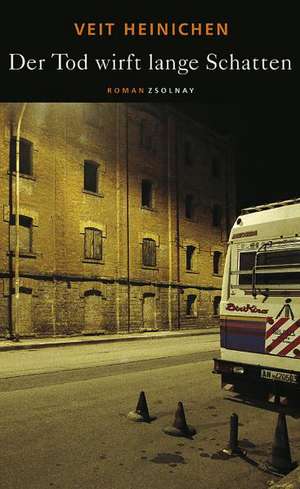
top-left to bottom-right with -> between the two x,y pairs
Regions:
0,103 -> 236,336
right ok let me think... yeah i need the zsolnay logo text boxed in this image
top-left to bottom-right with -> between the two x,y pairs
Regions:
226,303 -> 269,314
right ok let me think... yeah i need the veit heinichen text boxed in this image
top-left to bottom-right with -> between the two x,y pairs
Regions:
73,22 -> 229,37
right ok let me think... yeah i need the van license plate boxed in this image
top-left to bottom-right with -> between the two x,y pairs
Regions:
261,369 -> 297,384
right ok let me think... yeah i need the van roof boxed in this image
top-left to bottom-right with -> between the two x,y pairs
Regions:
241,197 -> 300,215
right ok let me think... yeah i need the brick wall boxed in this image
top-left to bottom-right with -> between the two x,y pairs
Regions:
0,103 -> 236,337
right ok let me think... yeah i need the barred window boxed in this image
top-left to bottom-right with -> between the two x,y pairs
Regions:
213,251 -> 222,274
84,228 -> 102,260
10,137 -> 33,175
142,238 -> 156,267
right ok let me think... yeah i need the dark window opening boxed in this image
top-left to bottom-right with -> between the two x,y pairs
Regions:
186,245 -> 196,271
212,205 -> 222,227
185,194 -> 194,219
186,294 -> 197,316
184,141 -> 192,166
258,250 -> 300,267
84,160 -> 98,193
84,104 -> 100,127
140,120 -> 153,150
84,289 -> 102,297
239,271 -> 300,286
84,228 -> 102,260
142,238 -> 156,267
240,251 -> 256,271
141,180 -> 153,208
213,251 -> 222,274
140,120 -> 145,145
238,251 -> 256,285
10,137 -> 33,175
238,249 -> 300,286
212,158 -> 221,178
213,296 -> 221,316
10,215 -> 33,252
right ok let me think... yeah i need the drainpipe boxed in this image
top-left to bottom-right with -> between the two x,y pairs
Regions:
175,123 -> 181,330
125,104 -> 131,332
167,115 -> 173,330
13,102 -> 27,340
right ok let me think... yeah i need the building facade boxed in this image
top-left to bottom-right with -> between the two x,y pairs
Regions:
0,103 -> 236,337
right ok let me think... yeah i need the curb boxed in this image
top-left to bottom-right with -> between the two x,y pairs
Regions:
269,465 -> 300,488
0,328 -> 219,352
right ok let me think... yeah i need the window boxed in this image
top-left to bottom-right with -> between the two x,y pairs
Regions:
185,194 -> 194,219
213,296 -> 221,316
10,215 -> 33,253
140,120 -> 153,150
140,120 -> 145,146
184,141 -> 192,166
141,180 -> 153,208
142,238 -> 156,267
10,137 -> 33,176
238,251 -> 255,285
213,251 -> 222,274
212,204 -> 222,227
238,249 -> 300,286
84,228 -> 103,260
186,245 -> 196,271
212,158 -> 221,178
186,295 -> 197,316
84,160 -> 99,193
84,104 -> 100,127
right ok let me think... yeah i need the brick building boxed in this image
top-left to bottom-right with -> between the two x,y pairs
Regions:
0,103 -> 236,337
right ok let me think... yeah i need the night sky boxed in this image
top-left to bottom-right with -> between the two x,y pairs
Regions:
0,7 -> 296,217
178,103 -> 298,213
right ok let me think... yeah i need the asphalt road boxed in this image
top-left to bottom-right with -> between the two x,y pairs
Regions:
0,335 -> 299,489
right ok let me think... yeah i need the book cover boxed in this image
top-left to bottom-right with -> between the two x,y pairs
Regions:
0,6 -> 298,489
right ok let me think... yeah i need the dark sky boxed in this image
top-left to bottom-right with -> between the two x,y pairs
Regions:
178,103 -> 298,212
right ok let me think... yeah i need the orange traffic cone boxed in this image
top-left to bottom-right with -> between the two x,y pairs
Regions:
163,401 -> 196,438
127,391 -> 156,423
265,413 -> 297,476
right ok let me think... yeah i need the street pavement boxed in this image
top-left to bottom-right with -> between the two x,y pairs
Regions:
0,332 -> 219,378
0,333 -> 299,489
0,327 -> 219,352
